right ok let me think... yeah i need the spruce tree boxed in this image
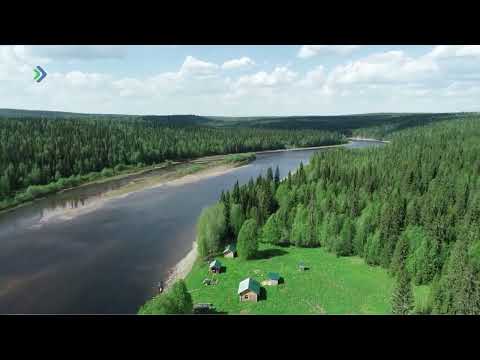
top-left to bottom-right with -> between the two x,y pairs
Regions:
390,231 -> 410,276
336,218 -> 354,256
391,263 -> 415,315
266,167 -> 274,183
223,191 -> 231,240
274,165 -> 280,186
232,180 -> 240,203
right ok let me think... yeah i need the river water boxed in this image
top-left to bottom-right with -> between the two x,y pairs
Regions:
0,140 -> 382,314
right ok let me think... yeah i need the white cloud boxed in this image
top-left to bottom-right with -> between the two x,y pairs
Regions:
222,57 -> 255,70
64,71 -> 111,88
428,45 -> 480,59
298,65 -> 326,87
110,56 -> 226,99
222,67 -> 298,104
327,50 -> 439,85
25,45 -> 129,60
0,45 -> 49,81
234,66 -> 297,88
3,46 -> 480,116
179,55 -> 219,78
441,81 -> 480,97
298,45 -> 361,59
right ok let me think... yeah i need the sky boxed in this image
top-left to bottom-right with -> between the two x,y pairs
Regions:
1,45 -> 480,116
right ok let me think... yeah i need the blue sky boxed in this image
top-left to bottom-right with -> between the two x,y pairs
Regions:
1,45 -> 480,116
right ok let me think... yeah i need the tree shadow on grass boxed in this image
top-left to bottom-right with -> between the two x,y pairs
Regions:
256,248 -> 288,260
193,309 -> 228,315
194,310 -> 228,315
259,287 -> 267,301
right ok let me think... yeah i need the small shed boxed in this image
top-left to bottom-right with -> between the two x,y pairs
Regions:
266,272 -> 281,286
298,262 -> 307,271
209,259 -> 222,273
223,244 -> 237,258
238,278 -> 261,302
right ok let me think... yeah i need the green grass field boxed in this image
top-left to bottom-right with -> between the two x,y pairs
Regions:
184,244 -> 430,314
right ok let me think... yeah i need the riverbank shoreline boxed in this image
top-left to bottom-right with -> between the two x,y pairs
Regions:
347,137 -> 391,143
255,141 -> 349,155
164,242 -> 199,291
32,161 -> 251,227
0,143 -> 347,216
0,161 -> 179,216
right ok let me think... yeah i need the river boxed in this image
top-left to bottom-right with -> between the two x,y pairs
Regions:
0,140 -> 383,314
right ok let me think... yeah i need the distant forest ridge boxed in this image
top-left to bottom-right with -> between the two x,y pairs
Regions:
0,108 -> 476,135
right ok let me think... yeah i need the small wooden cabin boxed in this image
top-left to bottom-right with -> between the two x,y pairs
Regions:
238,278 -> 261,302
223,244 -> 237,258
266,272 -> 281,286
209,259 -> 222,273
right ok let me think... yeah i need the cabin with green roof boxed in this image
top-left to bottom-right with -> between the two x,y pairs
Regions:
223,244 -> 237,258
238,277 -> 261,302
209,259 -> 222,273
266,272 -> 281,286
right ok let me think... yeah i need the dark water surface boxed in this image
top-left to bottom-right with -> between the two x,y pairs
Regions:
0,141 -> 382,313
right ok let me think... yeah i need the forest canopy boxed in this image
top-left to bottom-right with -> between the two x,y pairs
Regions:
200,116 -> 480,314
0,116 -> 344,203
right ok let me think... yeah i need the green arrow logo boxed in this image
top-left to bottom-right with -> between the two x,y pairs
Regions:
33,68 -> 41,81
33,66 -> 47,83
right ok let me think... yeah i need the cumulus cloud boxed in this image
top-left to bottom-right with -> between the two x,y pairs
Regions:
222,57 -> 255,70
233,66 -> 297,88
63,71 -> 112,88
428,45 -> 480,59
327,50 -> 439,85
3,46 -> 480,115
222,66 -> 299,104
298,45 -> 361,59
25,45 -> 129,60
441,81 -> 480,97
298,65 -> 326,87
0,45 -> 49,81
111,55 -> 227,99
179,56 -> 219,77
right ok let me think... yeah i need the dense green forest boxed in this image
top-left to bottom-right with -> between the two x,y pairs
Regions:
208,112 -> 475,135
2,108 -> 475,136
0,116 -> 343,204
197,116 -> 480,314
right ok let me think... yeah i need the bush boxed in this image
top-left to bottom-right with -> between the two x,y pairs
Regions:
101,168 -> 114,177
197,203 -> 227,258
237,219 -> 258,260
224,153 -> 256,164
114,164 -> 128,173
139,280 -> 192,315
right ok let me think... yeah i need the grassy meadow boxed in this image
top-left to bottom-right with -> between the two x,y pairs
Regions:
184,244 -> 430,315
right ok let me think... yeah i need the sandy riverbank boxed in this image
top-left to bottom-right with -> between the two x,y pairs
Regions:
164,242 -> 198,291
255,142 -> 350,155
347,137 -> 391,143
33,163 -> 246,227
